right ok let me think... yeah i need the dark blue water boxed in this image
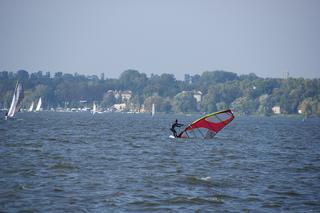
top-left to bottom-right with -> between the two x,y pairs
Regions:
1,112 -> 320,212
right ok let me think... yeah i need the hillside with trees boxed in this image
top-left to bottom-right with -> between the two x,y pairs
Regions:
0,69 -> 319,116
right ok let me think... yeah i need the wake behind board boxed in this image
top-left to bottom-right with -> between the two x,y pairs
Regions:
169,135 -> 175,139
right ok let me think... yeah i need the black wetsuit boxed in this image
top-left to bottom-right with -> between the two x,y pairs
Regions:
170,121 -> 183,137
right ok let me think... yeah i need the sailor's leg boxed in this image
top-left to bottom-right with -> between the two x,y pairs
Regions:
170,128 -> 174,135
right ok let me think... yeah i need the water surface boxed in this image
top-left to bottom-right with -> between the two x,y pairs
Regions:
1,112 -> 320,212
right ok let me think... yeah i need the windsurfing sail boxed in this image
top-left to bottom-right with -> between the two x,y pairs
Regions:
92,102 -> 97,114
28,101 -> 34,112
151,103 -> 155,117
35,97 -> 42,111
7,81 -> 24,118
178,109 -> 235,139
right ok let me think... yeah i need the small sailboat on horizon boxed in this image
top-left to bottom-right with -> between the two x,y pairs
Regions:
92,102 -> 97,115
35,97 -> 42,112
28,101 -> 34,112
5,81 -> 24,120
151,103 -> 155,117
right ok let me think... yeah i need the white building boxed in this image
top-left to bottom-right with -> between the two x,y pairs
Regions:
121,90 -> 132,101
113,103 -> 126,112
106,90 -> 132,101
193,91 -> 202,103
272,106 -> 281,114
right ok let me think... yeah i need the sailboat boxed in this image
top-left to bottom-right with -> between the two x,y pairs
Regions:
35,97 -> 42,111
28,101 -> 34,112
151,103 -> 155,117
6,81 -> 24,119
92,102 -> 97,114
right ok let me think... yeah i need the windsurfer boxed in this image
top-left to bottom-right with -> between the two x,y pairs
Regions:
170,119 -> 184,138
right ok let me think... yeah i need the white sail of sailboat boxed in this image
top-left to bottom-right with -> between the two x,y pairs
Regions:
6,81 -> 24,119
35,97 -> 42,111
28,101 -> 34,112
92,102 -> 97,114
152,103 -> 155,117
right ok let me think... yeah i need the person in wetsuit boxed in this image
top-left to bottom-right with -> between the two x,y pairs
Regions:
170,119 -> 184,137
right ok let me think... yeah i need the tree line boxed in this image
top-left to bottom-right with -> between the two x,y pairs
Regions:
0,69 -> 319,116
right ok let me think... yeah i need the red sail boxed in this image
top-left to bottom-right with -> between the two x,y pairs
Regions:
180,109 -> 234,139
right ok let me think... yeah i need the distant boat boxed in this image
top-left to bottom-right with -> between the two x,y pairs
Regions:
28,101 -> 34,112
92,102 -> 97,114
6,81 -> 24,119
151,103 -> 155,117
35,97 -> 42,111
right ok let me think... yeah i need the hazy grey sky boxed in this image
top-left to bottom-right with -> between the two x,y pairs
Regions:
1,0 -> 319,79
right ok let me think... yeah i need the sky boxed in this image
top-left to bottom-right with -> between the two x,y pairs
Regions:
0,0 -> 319,79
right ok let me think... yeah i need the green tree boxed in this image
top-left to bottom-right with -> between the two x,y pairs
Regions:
299,97 -> 320,116
200,90 -> 218,113
101,93 -> 116,108
230,97 -> 259,115
257,94 -> 272,115
172,92 -> 197,113
119,69 -> 147,93
198,70 -> 238,93
16,70 -> 29,81
216,102 -> 227,111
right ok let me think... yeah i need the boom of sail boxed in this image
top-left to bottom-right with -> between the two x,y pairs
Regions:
7,81 -> 24,118
178,109 -> 235,139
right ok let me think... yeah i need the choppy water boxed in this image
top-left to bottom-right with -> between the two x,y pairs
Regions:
1,112 -> 320,212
